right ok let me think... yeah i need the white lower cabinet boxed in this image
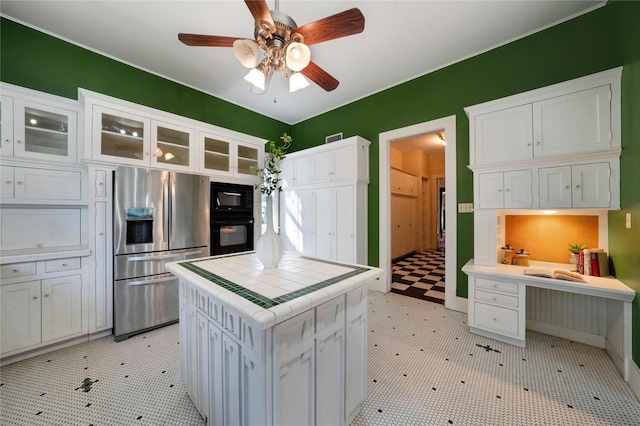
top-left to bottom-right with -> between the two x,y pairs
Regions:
0,271 -> 83,356
468,277 -> 525,347
181,284 -> 368,425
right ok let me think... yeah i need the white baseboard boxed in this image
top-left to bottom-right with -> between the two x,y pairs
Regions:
1,335 -> 89,367
628,358 -> 640,401
454,296 -> 468,313
526,319 -> 605,348
605,337 -> 627,381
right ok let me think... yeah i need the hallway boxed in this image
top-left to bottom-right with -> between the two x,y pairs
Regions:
391,250 -> 445,304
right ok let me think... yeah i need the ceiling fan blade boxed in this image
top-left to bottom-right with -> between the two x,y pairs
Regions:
294,8 -> 365,46
301,62 -> 339,92
244,0 -> 275,30
178,33 -> 239,47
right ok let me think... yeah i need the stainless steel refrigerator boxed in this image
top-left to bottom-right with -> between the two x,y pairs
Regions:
113,166 -> 209,341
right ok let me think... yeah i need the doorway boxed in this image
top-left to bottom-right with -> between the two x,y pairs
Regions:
377,116 -> 458,310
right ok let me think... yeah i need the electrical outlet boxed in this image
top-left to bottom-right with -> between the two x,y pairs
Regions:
458,203 -> 474,213
626,213 -> 632,229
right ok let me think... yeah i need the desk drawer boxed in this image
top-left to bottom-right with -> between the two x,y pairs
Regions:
473,302 -> 520,337
45,257 -> 81,273
0,262 -> 37,279
475,278 -> 519,295
474,289 -> 519,309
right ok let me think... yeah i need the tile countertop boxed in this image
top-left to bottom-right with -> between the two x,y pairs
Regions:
0,245 -> 91,265
166,252 -> 383,329
462,259 -> 635,302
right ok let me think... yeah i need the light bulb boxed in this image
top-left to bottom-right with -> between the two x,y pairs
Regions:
30,118 -> 38,125
244,67 -> 266,91
120,129 -> 126,135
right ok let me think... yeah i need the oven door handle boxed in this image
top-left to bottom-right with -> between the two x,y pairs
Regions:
128,276 -> 176,286
127,250 -> 204,262
212,219 -> 255,225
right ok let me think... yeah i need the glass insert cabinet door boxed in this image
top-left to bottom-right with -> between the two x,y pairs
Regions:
11,99 -> 78,163
151,121 -> 194,170
201,132 -> 232,173
93,105 -> 150,165
236,142 -> 259,175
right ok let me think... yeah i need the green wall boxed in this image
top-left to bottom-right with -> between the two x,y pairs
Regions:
291,1 -> 640,363
0,18 -> 290,140
1,2 -> 639,365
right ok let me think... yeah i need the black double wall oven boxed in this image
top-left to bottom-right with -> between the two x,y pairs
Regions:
210,182 -> 254,255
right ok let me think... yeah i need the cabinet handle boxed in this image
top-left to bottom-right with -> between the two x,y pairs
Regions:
99,182 -> 104,186
5,180 -> 11,184
37,244 -> 43,248
4,139 -> 10,143
493,297 -> 498,301
17,140 -> 23,144
17,181 -> 23,185
493,318 -> 497,322
575,185 -> 581,189
62,263 -> 68,267
565,185 -> 570,190
526,142 -> 531,147
11,268 -> 19,273
32,296 -> 38,300
498,189 -> 502,192
99,232 -> 104,236
536,141 -> 541,145
44,294 -> 50,298
505,188 -> 510,192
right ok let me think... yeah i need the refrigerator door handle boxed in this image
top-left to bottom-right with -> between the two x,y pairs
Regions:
163,176 -> 169,244
128,276 -> 176,286
127,250 -> 205,262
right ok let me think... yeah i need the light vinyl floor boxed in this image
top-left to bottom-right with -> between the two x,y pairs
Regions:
1,291 -> 639,425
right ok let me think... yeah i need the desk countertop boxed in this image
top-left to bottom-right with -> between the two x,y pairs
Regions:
462,259 -> 635,302
166,252 -> 383,329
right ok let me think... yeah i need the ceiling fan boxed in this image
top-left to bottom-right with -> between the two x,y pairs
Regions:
178,0 -> 365,94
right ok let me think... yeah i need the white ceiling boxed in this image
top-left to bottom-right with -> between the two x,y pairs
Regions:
1,1 -> 604,125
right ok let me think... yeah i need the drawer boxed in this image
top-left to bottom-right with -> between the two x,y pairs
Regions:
275,309 -> 314,355
223,307 -> 242,340
45,257 -> 81,273
0,261 -> 37,279
316,295 -> 345,333
473,302 -> 520,337
475,278 -> 519,295
474,289 -> 519,309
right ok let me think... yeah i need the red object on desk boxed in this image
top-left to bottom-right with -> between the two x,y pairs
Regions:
591,252 -> 600,277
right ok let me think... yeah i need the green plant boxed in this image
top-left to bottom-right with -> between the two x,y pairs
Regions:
251,133 -> 292,196
568,242 -> 586,253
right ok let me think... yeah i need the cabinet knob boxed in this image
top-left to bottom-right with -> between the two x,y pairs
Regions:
44,294 -> 50,298
32,296 -> 38,300
5,180 -> 12,184
99,182 -> 104,186
62,263 -> 68,267
17,140 -> 23,144
565,185 -> 570,190
498,189 -> 502,192
493,297 -> 498,301
99,232 -> 104,236
493,318 -> 497,322
17,181 -> 23,185
506,188 -> 510,192
536,141 -> 541,145
11,268 -> 19,273
575,185 -> 581,189
526,142 -> 532,147
37,244 -> 43,248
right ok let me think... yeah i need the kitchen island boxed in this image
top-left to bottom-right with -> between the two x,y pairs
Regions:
166,252 -> 382,426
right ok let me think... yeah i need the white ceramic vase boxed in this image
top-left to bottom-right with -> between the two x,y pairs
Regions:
256,195 -> 284,268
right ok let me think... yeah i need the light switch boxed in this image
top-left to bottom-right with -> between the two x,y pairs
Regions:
626,213 -> 632,229
458,203 -> 474,213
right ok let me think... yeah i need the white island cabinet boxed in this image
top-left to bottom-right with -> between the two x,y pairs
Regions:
166,252 -> 382,426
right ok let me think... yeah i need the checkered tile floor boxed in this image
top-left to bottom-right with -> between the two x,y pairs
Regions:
391,250 -> 445,304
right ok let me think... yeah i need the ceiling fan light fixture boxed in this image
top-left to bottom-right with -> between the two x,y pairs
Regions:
285,42 -> 311,72
244,64 -> 266,91
289,71 -> 310,93
233,39 -> 259,68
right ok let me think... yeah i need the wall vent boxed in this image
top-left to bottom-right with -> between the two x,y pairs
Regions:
325,132 -> 343,144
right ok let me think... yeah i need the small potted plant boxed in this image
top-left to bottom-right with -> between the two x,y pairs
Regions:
568,242 -> 586,265
250,133 -> 292,267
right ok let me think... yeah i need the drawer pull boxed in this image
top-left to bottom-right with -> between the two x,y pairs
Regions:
493,297 -> 498,301
62,263 -> 68,267
493,318 -> 497,322
12,268 -> 19,273
17,181 -> 24,185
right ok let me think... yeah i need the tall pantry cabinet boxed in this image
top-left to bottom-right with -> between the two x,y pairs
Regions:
279,136 -> 370,265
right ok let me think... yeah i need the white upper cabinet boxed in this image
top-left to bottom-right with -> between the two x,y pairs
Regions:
466,67 -> 620,167
474,104 -> 533,165
532,85 -> 612,157
200,132 -> 260,179
1,85 -> 80,164
466,67 -> 621,210
312,145 -> 356,183
151,121 -> 195,171
280,155 -> 310,188
91,105 -> 151,166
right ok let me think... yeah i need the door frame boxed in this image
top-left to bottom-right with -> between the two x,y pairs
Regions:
377,115 -> 457,310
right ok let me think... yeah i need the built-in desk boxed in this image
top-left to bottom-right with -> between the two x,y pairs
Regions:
462,259 -> 635,381
166,252 -> 383,426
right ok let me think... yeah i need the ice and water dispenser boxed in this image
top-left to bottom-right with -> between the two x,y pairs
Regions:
125,207 -> 155,245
